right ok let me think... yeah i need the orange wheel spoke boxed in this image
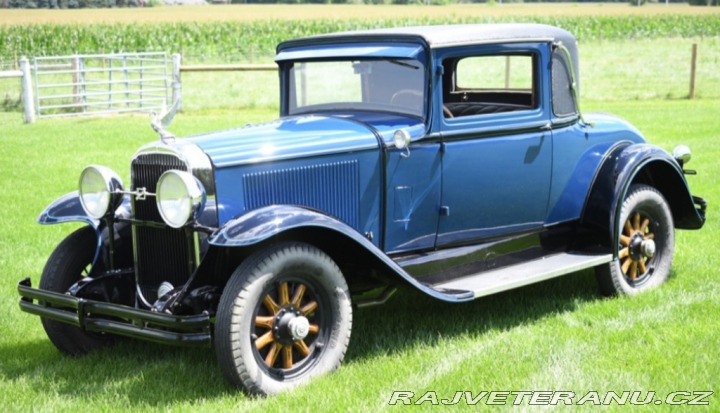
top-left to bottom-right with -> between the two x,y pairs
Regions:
621,257 -> 633,274
645,232 -> 655,241
307,323 -> 319,334
279,282 -> 290,306
255,331 -> 274,351
294,339 -> 310,357
640,218 -> 650,234
283,345 -> 293,369
624,220 -> 633,236
638,259 -> 647,275
633,213 -> 641,232
263,294 -> 280,315
264,342 -> 280,367
620,235 -> 631,247
619,247 -> 629,260
291,284 -> 306,307
300,300 -> 318,316
629,262 -> 638,280
255,316 -> 274,330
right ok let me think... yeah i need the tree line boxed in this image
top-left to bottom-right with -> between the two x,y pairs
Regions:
2,0 -> 717,8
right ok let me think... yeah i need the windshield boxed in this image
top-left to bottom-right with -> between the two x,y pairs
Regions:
287,58 -> 426,118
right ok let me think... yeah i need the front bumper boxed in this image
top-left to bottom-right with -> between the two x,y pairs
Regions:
18,278 -> 212,346
694,196 -> 707,222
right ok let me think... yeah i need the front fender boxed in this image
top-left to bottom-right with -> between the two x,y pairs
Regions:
583,143 -> 705,250
38,191 -> 99,228
208,205 -> 473,302
38,191 -> 132,228
38,192 -> 134,271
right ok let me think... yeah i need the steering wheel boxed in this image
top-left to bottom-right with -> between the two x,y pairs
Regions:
390,89 -> 422,106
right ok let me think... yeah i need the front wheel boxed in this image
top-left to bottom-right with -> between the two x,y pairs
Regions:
39,226 -> 115,354
596,184 -> 675,295
214,242 -> 352,395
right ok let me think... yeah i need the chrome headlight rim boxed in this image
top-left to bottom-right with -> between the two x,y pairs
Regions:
672,144 -> 692,167
78,165 -> 124,219
156,170 -> 206,229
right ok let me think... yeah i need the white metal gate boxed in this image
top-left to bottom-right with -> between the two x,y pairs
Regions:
33,52 -> 170,119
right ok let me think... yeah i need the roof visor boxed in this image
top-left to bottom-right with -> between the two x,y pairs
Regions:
276,43 -> 424,62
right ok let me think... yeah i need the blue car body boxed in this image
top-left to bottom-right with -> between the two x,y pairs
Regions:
21,24 -> 706,349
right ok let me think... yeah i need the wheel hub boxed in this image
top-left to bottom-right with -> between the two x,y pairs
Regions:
288,317 -> 310,340
629,234 -> 645,261
641,239 -> 656,258
273,306 -> 310,345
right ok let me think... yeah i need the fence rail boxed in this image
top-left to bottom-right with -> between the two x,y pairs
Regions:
2,45 -> 710,124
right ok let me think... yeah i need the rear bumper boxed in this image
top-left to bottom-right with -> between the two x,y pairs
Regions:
18,278 -> 212,346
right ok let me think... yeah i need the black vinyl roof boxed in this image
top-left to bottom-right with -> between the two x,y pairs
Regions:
281,24 -> 575,53
316,24 -> 574,49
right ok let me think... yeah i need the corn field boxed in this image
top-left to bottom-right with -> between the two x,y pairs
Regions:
2,15 -> 720,63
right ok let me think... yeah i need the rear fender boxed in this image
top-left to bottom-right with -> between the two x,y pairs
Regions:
583,143 -> 705,252
208,205 -> 472,302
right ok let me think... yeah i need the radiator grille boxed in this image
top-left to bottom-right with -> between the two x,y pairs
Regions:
131,153 -> 191,302
243,160 -> 360,229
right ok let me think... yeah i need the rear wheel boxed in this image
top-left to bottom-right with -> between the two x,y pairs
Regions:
39,226 -> 115,354
596,184 -> 675,295
214,242 -> 352,395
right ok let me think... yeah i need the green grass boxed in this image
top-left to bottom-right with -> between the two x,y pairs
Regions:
0,99 -> 718,411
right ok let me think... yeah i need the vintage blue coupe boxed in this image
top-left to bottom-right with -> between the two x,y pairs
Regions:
19,24 -> 706,395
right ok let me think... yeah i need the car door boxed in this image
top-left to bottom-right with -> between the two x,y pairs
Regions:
435,44 -> 553,247
384,143 -> 443,254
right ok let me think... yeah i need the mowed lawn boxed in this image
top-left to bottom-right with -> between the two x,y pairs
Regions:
0,97 -> 717,411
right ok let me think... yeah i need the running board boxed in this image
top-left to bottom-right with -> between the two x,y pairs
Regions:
430,253 -> 612,299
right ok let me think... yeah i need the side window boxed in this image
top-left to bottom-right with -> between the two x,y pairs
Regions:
444,54 -> 537,119
551,49 -> 578,118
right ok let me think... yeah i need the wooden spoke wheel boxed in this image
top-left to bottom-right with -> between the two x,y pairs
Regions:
252,279 -> 323,373
618,211 -> 656,282
596,184 -> 675,295
215,242 -> 352,395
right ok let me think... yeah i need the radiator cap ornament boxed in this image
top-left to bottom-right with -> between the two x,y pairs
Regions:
150,99 -> 179,144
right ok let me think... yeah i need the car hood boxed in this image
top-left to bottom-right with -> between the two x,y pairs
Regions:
184,113 -> 425,168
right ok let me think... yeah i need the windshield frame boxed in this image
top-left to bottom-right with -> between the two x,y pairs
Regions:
277,42 -> 429,120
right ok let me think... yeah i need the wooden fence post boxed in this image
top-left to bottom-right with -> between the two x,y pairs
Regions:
20,57 -> 35,124
689,43 -> 698,100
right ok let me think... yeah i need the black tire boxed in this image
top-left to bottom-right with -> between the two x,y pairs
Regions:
39,226 -> 115,355
596,184 -> 675,295
214,242 -> 352,395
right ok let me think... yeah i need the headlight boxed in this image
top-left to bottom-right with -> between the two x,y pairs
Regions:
79,165 -> 124,219
673,145 -> 692,167
156,170 -> 206,229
